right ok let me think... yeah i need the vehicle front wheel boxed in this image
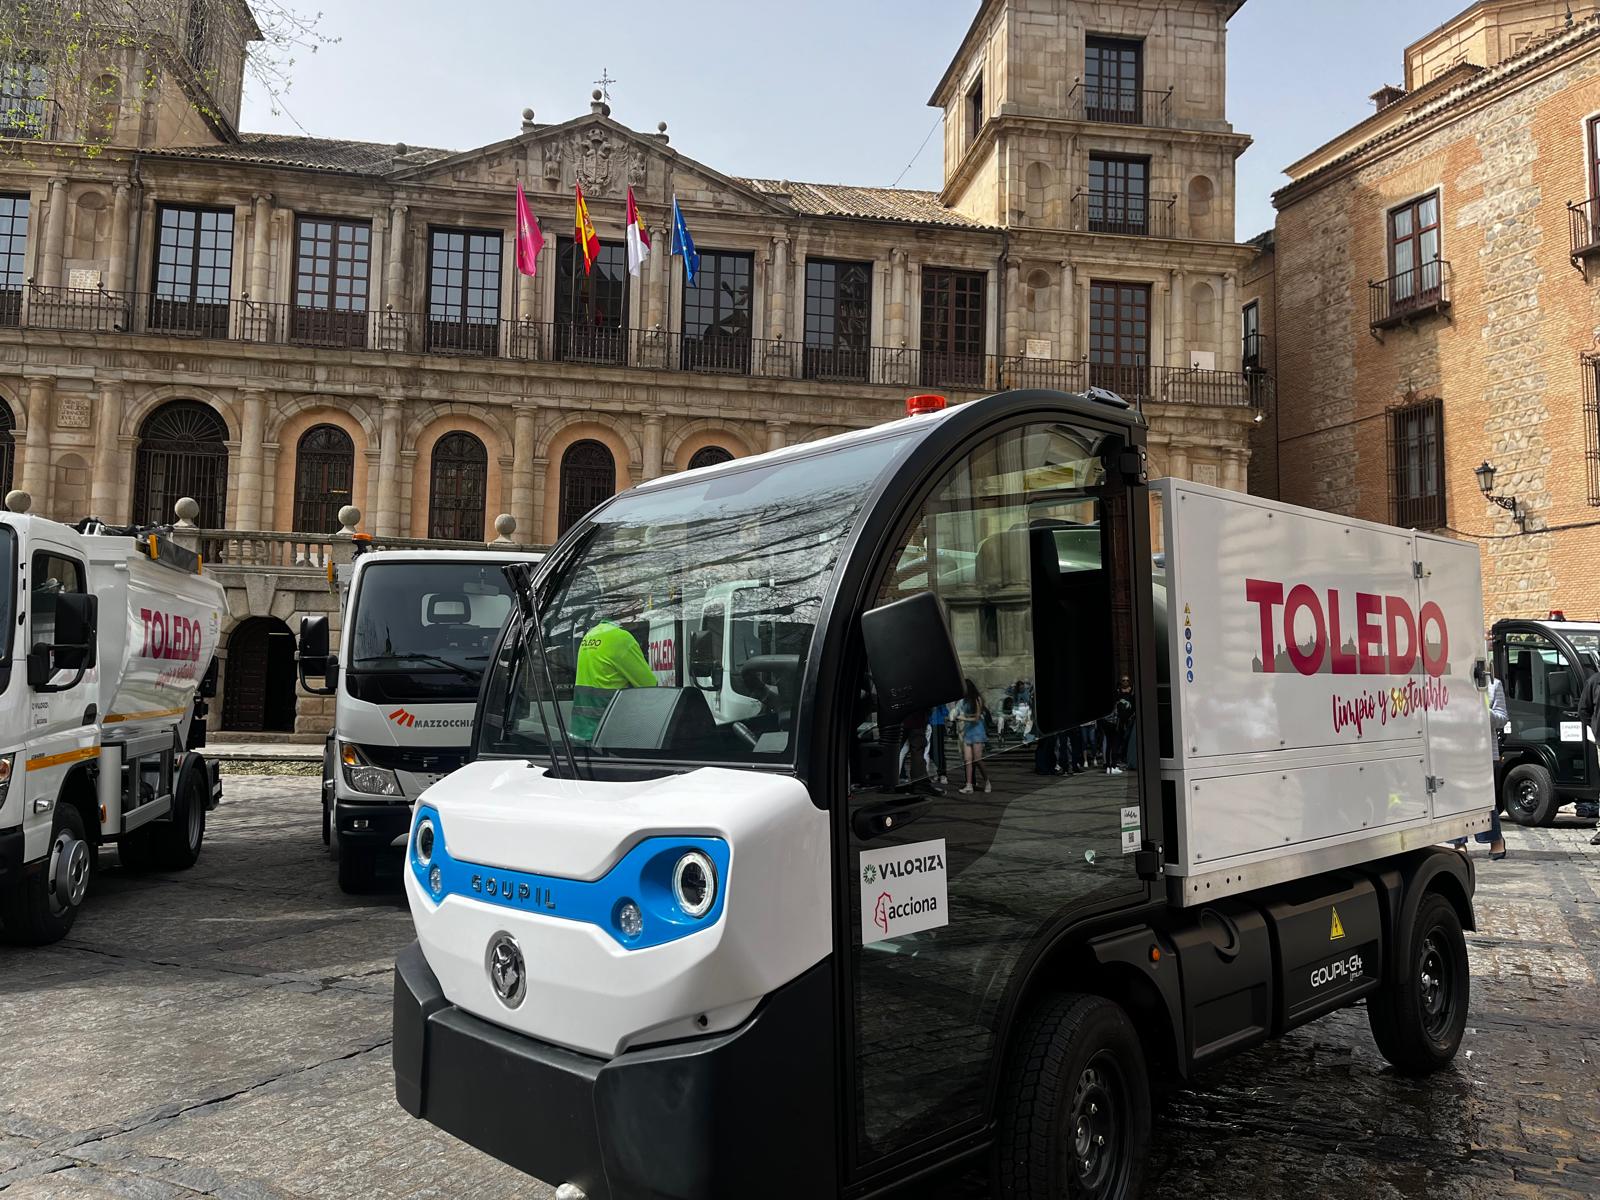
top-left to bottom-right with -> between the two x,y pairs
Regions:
1368,892 -> 1470,1075
1501,763 -> 1557,826
1,804 -> 93,945
995,993 -> 1149,1200
337,841 -> 379,894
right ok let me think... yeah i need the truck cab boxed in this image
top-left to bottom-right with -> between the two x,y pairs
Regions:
1491,616 -> 1600,825
392,390 -> 1487,1200
298,549 -> 537,892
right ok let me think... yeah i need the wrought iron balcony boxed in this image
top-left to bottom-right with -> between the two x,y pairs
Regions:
1569,198 -> 1600,265
1369,261 -> 1452,332
1243,331 -> 1268,373
1071,191 -> 1177,238
1067,83 -> 1174,128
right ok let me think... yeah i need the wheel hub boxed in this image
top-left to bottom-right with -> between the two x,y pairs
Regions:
1419,933 -> 1451,1039
49,831 -> 90,915
1069,1062 -> 1120,1193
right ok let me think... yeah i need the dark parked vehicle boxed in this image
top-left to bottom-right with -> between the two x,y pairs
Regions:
1491,617 -> 1600,825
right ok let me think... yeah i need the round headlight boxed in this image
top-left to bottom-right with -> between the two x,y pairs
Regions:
672,850 -> 717,919
617,899 -> 644,939
416,818 -> 435,866
428,864 -> 443,897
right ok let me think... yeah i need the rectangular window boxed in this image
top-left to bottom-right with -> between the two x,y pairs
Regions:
292,216 -> 370,348
921,267 -> 986,388
1085,36 -> 1142,123
0,194 -> 29,328
681,249 -> 752,374
1388,192 -> 1441,304
150,205 -> 234,337
554,236 -> 629,365
30,551 -> 85,652
1388,396 -> 1445,529
1242,300 -> 1261,370
965,75 -> 984,149
1087,154 -> 1149,235
427,228 -> 501,356
804,259 -> 873,381
1584,353 -> 1600,506
1089,280 -> 1151,402
0,54 -> 48,138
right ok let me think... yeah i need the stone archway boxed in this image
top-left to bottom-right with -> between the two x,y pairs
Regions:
221,616 -> 298,733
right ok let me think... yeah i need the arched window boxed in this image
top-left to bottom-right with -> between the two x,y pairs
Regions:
133,400 -> 228,528
428,431 -> 487,541
559,439 -> 615,535
0,397 -> 13,496
687,445 -> 733,471
293,423 -> 355,533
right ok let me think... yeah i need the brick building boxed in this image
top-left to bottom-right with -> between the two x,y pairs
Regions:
0,0 -> 1261,733
1250,0 -> 1600,621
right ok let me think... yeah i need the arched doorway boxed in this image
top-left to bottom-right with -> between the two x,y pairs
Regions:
133,400 -> 229,528
559,439 -> 615,535
428,431 -> 488,540
293,423 -> 355,533
221,617 -> 298,733
687,445 -> 733,471
0,397 -> 13,495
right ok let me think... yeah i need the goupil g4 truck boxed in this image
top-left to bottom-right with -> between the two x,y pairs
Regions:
391,389 -> 1490,1200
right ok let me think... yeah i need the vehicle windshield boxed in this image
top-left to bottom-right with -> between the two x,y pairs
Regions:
349,560 -> 515,691
1563,629 -> 1599,667
478,431 -> 915,767
0,525 -> 14,667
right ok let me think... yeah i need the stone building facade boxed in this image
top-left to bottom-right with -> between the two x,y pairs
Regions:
0,0 -> 1262,733
1253,1 -> 1600,621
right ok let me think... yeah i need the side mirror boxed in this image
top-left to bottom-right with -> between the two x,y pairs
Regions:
862,591 -> 963,726
688,629 -> 722,689
298,615 -> 337,695
27,592 -> 98,691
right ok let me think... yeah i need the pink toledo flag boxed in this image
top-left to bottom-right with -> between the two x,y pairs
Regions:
515,181 -> 545,276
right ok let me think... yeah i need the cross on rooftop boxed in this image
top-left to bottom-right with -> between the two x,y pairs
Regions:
595,69 -> 616,102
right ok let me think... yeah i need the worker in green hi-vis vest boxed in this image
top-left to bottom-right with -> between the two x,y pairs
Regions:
571,621 -> 656,742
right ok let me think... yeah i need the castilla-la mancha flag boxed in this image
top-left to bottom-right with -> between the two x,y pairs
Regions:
514,181 -> 544,276
575,183 -> 601,274
625,187 -> 650,276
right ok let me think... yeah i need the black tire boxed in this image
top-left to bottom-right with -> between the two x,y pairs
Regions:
117,828 -> 157,871
1,804 -> 93,946
995,993 -> 1150,1200
321,746 -> 334,848
1367,892 -> 1470,1076
151,765 -> 207,871
1502,762 -> 1557,826
337,841 -> 378,893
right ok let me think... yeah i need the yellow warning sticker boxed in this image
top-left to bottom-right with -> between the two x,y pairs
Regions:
1330,907 -> 1346,941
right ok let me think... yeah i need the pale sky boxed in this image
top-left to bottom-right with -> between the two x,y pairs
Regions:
238,0 -> 1475,240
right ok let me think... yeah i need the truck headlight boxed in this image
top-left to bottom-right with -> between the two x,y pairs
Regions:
340,741 -> 401,797
672,850 -> 717,919
0,753 -> 13,807
415,817 -> 436,866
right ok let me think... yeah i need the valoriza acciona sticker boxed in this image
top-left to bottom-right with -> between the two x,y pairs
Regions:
859,839 -> 949,946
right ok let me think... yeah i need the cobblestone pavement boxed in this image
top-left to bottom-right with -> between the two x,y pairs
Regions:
1,777 -> 1597,1198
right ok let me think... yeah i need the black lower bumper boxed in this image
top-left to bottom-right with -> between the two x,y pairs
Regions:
0,825 -> 22,886
392,941 -> 835,1200
335,799 -> 412,849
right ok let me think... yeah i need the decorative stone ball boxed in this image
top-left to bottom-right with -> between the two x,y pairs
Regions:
337,505 -> 362,530
522,107 -> 535,121
173,496 -> 200,523
394,142 -> 409,155
658,121 -> 668,133
494,513 -> 517,538
592,88 -> 603,101
4,489 -> 30,514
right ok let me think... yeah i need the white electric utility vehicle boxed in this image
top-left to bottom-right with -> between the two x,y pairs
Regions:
0,505 -> 225,945
392,389 -> 1492,1200
298,549 -> 536,891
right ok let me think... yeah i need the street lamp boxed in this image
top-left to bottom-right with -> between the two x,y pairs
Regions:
1474,460 -> 1528,532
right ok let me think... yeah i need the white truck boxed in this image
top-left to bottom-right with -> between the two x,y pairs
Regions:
390,388 -> 1492,1200
297,549 -> 536,892
0,500 -> 225,945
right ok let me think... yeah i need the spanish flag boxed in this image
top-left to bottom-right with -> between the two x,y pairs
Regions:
575,183 -> 601,275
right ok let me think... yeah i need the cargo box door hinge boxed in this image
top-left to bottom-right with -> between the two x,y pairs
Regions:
1426,775 -> 1445,794
1412,560 -> 1425,578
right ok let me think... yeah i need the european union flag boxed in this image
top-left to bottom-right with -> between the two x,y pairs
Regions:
671,196 -> 700,286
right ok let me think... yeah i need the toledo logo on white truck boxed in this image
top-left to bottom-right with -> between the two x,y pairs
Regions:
391,388 -> 1491,1200
0,498 -> 227,945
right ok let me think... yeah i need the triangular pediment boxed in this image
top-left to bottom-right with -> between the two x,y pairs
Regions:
387,114 -> 789,221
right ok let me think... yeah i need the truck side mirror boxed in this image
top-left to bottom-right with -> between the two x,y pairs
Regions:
298,615 -> 337,695
688,629 -> 722,689
862,591 -> 963,726
27,592 -> 98,691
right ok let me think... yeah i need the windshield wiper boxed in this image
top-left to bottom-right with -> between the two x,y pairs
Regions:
355,653 -> 482,677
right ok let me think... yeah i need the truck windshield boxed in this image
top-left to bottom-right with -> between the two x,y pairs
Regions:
478,431 -> 915,767
0,525 -> 13,666
349,561 -> 515,698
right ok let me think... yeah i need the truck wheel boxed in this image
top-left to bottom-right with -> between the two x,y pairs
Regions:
1367,892 -> 1470,1076
321,747 -> 334,848
152,766 -> 207,870
1,804 -> 92,945
337,842 -> 379,894
995,993 -> 1149,1200
1502,763 -> 1557,826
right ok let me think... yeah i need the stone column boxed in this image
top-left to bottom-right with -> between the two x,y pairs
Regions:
1165,446 -> 1189,483
1171,268 -> 1187,367
90,382 -> 124,519
235,390 -> 266,530
249,194 -> 273,301
376,397 -> 403,536
766,420 -> 789,453
384,205 -> 408,310
889,249 -> 907,347
108,183 -> 132,294
531,457 -> 549,544
21,378 -> 53,511
1058,260 -> 1075,363
1003,258 -> 1022,360
648,223 -> 668,329
40,178 -> 68,288
1221,273 -> 1239,371
511,404 -> 536,533
769,235 -> 789,341
642,414 -> 663,479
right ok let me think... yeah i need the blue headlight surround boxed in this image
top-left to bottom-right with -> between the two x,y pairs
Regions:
409,807 -> 729,950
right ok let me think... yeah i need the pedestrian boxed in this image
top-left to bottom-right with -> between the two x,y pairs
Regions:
929,702 -> 949,784
955,678 -> 991,795
1581,664 -> 1600,845
1476,673 -> 1508,859
898,708 -> 941,797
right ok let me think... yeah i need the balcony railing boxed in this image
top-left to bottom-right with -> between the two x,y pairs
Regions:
1070,191 -> 1177,238
1067,83 -> 1174,128
13,285 -> 1267,409
195,528 -> 547,569
1369,261 -> 1452,332
1570,198 -> 1600,264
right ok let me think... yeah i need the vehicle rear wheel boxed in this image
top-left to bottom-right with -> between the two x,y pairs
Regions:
1502,763 -> 1557,826
1,804 -> 92,945
1367,892 -> 1470,1075
151,765 -> 207,870
337,841 -> 379,894
995,993 -> 1149,1200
